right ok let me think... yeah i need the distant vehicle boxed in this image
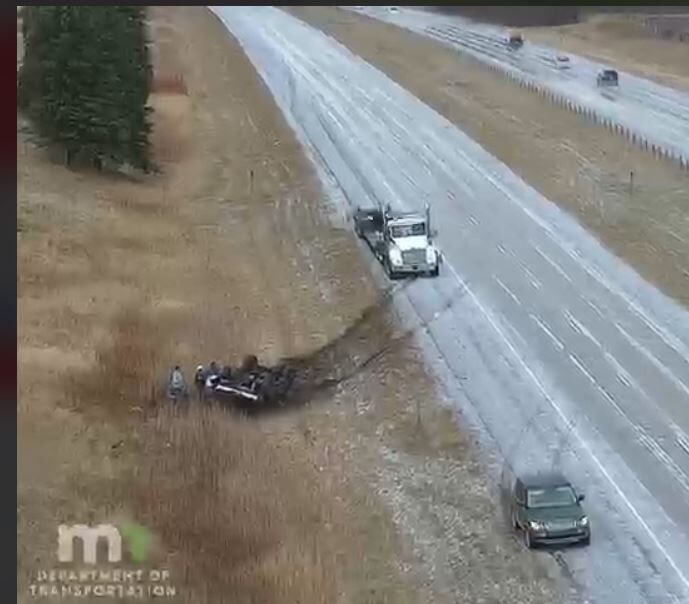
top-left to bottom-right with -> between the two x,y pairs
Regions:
507,33 -> 524,50
353,203 -> 441,279
596,69 -> 619,88
508,472 -> 591,548
388,6 -> 399,12
556,55 -> 571,70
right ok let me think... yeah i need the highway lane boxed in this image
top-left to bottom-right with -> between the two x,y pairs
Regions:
211,7 -> 689,603
350,6 -> 689,166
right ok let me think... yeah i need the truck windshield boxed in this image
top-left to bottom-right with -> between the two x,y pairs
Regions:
391,223 -> 426,238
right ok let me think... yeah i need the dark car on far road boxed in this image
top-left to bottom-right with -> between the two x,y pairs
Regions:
508,472 -> 591,549
597,69 -> 619,88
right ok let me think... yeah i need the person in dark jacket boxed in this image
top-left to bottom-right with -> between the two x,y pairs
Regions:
208,361 -> 220,379
204,361 -> 221,400
194,364 -> 206,403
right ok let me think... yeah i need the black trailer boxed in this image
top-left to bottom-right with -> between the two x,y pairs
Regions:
353,206 -> 387,263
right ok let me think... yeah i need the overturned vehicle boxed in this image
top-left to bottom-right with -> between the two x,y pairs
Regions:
199,355 -> 298,412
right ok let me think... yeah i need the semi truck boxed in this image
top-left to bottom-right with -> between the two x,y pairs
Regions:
353,203 -> 441,279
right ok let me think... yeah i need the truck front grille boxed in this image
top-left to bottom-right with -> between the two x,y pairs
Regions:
402,249 -> 427,265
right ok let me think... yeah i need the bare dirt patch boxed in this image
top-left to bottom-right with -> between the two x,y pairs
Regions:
18,6 -> 566,604
521,13 -> 689,92
288,6 -> 689,309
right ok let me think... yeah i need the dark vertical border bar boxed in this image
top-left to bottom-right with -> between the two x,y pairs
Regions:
4,4 -> 18,602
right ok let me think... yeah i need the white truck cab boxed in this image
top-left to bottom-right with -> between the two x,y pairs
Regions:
354,203 -> 441,279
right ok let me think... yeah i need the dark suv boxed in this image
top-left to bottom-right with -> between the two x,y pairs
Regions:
597,69 -> 619,88
508,472 -> 590,548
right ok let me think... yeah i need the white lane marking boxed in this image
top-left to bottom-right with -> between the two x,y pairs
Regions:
566,356 -> 689,496
496,243 -> 506,255
605,351 -> 633,388
439,260 -> 689,590
679,436 -> 689,456
494,276 -> 521,306
569,353 -> 596,385
597,384 -> 617,406
532,243 -> 574,284
617,372 -> 631,387
521,264 -> 542,290
604,350 -> 689,470
566,312 -> 582,335
564,310 -> 603,350
586,298 -> 604,318
530,314 -> 564,351
469,215 -> 478,226
637,432 -> 689,495
616,322 -> 689,399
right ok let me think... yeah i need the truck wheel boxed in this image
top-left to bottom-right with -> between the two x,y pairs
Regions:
430,266 -> 439,277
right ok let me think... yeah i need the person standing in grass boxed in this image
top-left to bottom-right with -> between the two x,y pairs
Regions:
167,365 -> 188,405
194,364 -> 206,403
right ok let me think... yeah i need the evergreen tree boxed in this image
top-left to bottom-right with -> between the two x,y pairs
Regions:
17,6 -> 154,172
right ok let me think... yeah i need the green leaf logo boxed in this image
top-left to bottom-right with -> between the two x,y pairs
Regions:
120,521 -> 151,563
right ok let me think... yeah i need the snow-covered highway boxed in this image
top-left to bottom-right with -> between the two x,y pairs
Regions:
211,7 -> 689,603
351,6 -> 689,168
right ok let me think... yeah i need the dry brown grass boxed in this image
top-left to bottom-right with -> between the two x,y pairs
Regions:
17,6 -> 416,604
66,405 -> 344,604
151,73 -> 189,96
141,408 -> 340,602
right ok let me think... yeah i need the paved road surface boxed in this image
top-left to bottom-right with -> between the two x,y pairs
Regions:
351,6 -> 689,166
211,6 -> 689,603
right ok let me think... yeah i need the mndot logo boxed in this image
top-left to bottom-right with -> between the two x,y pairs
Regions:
58,522 -> 152,565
